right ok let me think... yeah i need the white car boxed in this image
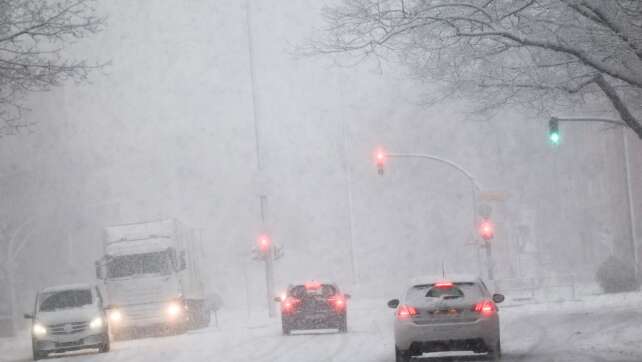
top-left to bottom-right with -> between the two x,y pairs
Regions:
24,283 -> 111,360
388,275 -> 504,361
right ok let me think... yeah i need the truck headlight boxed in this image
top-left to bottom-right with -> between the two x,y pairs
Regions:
89,317 -> 104,330
108,309 -> 122,323
166,302 -> 183,318
33,323 -> 47,337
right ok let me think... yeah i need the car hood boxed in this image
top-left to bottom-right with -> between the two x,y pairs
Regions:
36,306 -> 101,325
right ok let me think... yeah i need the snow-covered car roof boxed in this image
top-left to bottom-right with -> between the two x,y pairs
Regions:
285,280 -> 339,289
40,283 -> 95,294
407,274 -> 482,287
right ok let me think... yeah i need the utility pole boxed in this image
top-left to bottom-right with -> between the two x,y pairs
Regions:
244,0 -> 277,317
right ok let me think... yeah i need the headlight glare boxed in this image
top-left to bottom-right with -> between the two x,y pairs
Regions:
108,309 -> 122,323
33,323 -> 47,337
89,317 -> 104,330
166,302 -> 182,317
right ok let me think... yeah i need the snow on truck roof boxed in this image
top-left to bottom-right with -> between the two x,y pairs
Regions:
104,219 -> 181,244
105,237 -> 175,256
41,283 -> 94,293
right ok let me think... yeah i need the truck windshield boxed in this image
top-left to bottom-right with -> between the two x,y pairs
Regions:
39,289 -> 93,312
106,250 -> 172,278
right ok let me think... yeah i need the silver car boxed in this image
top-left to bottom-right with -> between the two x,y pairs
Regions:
24,284 -> 111,360
388,275 -> 505,361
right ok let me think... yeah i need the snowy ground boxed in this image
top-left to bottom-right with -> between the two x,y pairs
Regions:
2,292 -> 642,362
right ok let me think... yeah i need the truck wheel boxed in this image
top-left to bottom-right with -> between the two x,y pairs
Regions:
395,346 -> 410,362
200,309 -> 211,328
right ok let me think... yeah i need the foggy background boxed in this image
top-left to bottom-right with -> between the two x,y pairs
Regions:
1,0 -> 640,318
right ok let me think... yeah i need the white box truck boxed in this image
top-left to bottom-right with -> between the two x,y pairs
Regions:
95,219 -> 210,337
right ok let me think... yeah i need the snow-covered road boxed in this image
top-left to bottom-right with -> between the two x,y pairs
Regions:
3,294 -> 642,362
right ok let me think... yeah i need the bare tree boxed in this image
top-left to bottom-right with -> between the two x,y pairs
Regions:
0,0 -> 105,136
313,0 -> 642,138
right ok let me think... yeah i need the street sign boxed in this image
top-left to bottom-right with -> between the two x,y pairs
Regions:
479,191 -> 509,202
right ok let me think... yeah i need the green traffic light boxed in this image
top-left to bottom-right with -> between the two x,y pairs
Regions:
548,118 -> 560,145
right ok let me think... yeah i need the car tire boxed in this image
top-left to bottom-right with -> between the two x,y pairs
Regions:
338,315 -> 347,333
395,346 -> 411,362
200,309 -> 211,328
99,332 -> 111,353
281,320 -> 291,336
487,340 -> 501,360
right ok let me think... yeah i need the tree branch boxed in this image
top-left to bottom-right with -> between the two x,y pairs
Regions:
594,74 -> 642,138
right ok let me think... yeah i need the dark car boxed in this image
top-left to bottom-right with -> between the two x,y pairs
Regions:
275,281 -> 350,335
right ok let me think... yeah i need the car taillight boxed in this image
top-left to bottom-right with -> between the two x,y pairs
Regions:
472,300 -> 496,316
328,296 -> 346,311
434,281 -> 454,288
396,305 -> 417,320
281,297 -> 301,314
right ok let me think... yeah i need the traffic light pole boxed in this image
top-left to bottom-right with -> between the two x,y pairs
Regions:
265,247 -> 276,318
258,197 -> 276,318
385,153 -> 482,234
381,152 -> 488,277
549,117 -> 639,283
484,241 -> 494,281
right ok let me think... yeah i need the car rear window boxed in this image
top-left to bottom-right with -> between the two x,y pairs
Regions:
406,282 -> 484,302
39,289 -> 93,312
290,284 -> 336,298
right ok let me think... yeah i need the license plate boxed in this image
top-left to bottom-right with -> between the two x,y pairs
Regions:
433,308 -> 459,316
305,313 -> 325,320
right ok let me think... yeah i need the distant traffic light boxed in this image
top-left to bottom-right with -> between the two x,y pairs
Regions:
257,234 -> 271,253
375,148 -> 386,175
479,219 -> 495,241
549,118 -> 560,145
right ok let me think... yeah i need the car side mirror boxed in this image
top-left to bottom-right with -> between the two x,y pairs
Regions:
344,293 -> 351,299
492,293 -> 505,304
104,304 -> 118,311
24,313 -> 34,319
273,297 -> 282,303
387,299 -> 399,309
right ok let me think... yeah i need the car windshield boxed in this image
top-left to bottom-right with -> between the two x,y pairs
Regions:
106,251 -> 171,278
39,289 -> 93,312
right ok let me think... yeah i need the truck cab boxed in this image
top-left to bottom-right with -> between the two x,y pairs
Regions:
95,219 -> 209,338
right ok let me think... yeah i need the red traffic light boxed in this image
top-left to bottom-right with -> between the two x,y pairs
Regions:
479,219 -> 495,241
257,234 -> 271,252
375,148 -> 386,175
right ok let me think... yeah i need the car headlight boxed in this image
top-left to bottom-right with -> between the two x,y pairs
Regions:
166,302 -> 183,317
89,317 -> 104,330
33,323 -> 47,337
108,309 -> 122,323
